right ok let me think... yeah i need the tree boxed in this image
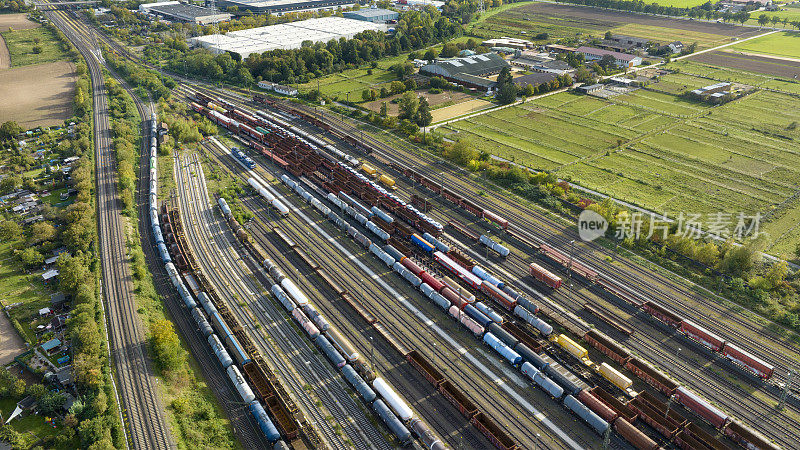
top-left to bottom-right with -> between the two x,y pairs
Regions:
26,383 -> 46,400
764,260 -> 789,289
32,45 -> 42,54
440,42 -> 459,58
758,14 -> 769,27
604,31 -> 613,40
379,102 -> 388,117
29,222 -> 56,245
0,220 -> 22,242
38,391 -> 66,415
18,247 -> 43,268
423,49 -> 437,61
770,16 -> 780,27
445,140 -> 477,166
0,121 -> 22,140
398,91 -> 419,121
416,96 -> 432,127
574,66 -> 594,84
598,54 -> 618,70
150,319 -> 183,373
494,67 -> 517,105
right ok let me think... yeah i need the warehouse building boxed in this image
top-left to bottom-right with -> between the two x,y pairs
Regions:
214,0 -> 356,15
576,46 -> 642,68
482,37 -> 534,50
420,53 -> 508,92
343,8 -> 399,22
139,1 -> 232,24
190,16 -> 388,58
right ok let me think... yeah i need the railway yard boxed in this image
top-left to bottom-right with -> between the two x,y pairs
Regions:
16,3 -> 800,450
153,83 -> 798,449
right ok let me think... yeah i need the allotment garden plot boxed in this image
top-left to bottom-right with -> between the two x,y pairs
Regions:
441,80 -> 800,256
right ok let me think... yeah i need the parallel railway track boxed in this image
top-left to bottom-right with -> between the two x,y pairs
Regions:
176,152 -> 388,450
44,6 -> 174,449
199,139 -> 609,450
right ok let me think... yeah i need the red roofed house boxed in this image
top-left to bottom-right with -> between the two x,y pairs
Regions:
576,46 -> 642,68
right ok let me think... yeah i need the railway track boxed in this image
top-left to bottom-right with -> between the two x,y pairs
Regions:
228,97 -> 800,447
175,152 -> 388,450
198,142 -> 493,449
198,139 -> 608,450
56,10 -> 800,392
282,99 -> 800,383
44,6 -> 174,449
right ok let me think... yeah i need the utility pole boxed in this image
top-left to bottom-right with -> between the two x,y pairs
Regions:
779,368 -> 795,409
370,336 -> 375,371
665,394 -> 674,418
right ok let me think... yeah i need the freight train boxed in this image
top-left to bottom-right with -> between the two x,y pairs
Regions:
147,115 -> 284,446
272,171 -> 620,442
189,91 -> 774,450
218,187 -> 443,449
191,91 -> 442,237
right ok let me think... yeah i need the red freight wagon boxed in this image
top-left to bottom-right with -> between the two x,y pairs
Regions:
720,342 -> 775,380
680,320 -> 725,352
441,287 -> 469,309
675,387 -> 728,429
724,420 -> 781,450
625,357 -> 679,396
400,257 -> 425,277
480,282 -> 516,311
460,198 -> 482,216
642,301 -> 683,328
577,390 -> 618,423
528,262 -> 562,289
583,329 -> 631,365
614,418 -> 658,450
419,272 -> 445,292
483,210 -> 509,230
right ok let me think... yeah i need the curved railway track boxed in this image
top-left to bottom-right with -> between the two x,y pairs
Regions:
176,152 -> 388,450
44,7 -> 174,449
199,140 -> 609,450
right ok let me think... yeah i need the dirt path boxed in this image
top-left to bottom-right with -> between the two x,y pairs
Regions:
0,34 -> 10,69
0,311 -> 27,366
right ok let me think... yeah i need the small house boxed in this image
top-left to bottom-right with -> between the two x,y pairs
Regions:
41,338 -> 61,355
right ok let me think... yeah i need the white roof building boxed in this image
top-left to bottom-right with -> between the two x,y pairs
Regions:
190,16 -> 388,58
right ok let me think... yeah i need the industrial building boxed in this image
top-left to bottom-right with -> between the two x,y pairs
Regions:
420,53 -> 508,92
190,16 -> 388,58
511,52 -> 573,76
214,0 -> 356,15
482,37 -> 534,50
395,0 -> 444,9
138,1 -> 232,24
513,72 -> 559,90
576,46 -> 642,68
343,8 -> 399,22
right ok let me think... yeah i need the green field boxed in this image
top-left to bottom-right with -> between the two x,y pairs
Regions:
297,37 -> 473,99
470,2 -> 750,50
441,82 -> 800,258
0,26 -> 69,67
731,31 -> 800,59
746,3 -> 800,26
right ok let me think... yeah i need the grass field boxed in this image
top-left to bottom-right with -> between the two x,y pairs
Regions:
431,98 -> 494,123
471,2 -> 761,47
441,82 -> 800,257
1,26 -> 69,67
731,31 -> 800,60
746,3 -> 800,26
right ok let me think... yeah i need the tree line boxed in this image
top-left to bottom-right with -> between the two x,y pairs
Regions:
556,0 -> 753,24
141,8 -> 462,87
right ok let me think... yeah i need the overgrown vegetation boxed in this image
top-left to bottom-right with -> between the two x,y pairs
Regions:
105,77 -> 236,448
104,46 -> 175,100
